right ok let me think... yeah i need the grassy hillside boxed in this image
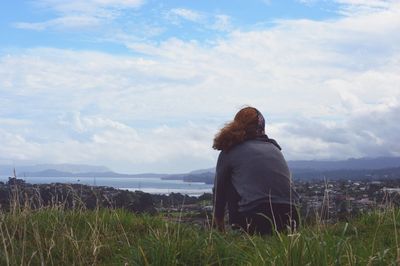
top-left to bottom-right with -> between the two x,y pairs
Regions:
0,205 -> 399,265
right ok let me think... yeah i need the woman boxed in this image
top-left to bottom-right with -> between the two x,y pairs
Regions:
212,107 -> 299,235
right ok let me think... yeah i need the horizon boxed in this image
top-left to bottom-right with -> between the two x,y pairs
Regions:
2,155 -> 400,175
1,1 -> 399,173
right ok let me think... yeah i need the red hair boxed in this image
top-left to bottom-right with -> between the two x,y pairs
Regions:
213,107 -> 261,151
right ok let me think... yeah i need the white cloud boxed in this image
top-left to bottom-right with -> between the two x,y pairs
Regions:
0,113 -> 217,173
166,8 -> 204,23
211,15 -> 232,31
0,129 -> 41,161
335,0 -> 399,15
14,0 -> 144,31
2,2 -> 400,171
38,0 -> 144,13
164,8 -> 233,32
279,99 -> 400,160
336,0 -> 393,7
14,16 -> 102,31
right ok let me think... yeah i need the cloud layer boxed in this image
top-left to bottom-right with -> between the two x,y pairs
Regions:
1,1 -> 400,172
14,0 -> 144,30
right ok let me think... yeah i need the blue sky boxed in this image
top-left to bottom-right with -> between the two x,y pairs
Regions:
1,0 -> 342,56
0,0 -> 399,173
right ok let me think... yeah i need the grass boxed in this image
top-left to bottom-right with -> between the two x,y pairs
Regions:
0,202 -> 400,265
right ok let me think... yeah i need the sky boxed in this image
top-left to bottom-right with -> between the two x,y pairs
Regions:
0,0 -> 399,174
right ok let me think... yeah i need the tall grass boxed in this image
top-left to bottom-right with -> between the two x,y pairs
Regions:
0,191 -> 399,265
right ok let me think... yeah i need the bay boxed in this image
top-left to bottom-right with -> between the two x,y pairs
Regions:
0,176 -> 213,196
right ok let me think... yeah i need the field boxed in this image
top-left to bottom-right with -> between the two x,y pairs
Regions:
1,201 -> 399,266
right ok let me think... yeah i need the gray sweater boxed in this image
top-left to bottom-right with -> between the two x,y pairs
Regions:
213,136 -> 299,219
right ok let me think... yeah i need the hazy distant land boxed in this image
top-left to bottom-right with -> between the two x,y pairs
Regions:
1,157 -> 400,185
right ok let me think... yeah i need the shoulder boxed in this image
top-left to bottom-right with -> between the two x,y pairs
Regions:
216,150 -> 229,165
233,139 -> 285,161
233,138 -> 279,150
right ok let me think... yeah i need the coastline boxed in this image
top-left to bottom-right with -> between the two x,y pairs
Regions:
0,175 -> 213,196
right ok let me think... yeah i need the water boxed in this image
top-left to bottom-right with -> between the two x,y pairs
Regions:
0,176 -> 213,197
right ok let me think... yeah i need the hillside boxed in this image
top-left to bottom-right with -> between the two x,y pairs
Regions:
1,207 -> 399,265
1,176 -> 399,265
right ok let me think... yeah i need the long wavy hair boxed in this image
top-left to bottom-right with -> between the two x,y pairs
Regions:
213,107 -> 264,151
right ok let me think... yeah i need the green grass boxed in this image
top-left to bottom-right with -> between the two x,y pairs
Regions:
1,205 -> 399,265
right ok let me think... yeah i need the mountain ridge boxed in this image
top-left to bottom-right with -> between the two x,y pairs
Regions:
2,156 -> 400,181
287,156 -> 400,171
0,163 -> 110,175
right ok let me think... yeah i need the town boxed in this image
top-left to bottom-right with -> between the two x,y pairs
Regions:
1,177 -> 400,227
295,178 -> 400,222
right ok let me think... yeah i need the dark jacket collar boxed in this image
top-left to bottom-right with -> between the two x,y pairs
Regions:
255,134 -> 282,150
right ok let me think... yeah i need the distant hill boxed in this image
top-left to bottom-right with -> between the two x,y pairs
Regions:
287,157 -> 400,171
3,156 -> 400,181
182,172 -> 214,184
0,165 -> 166,178
0,164 -> 110,175
164,156 -> 400,183
14,169 -> 166,178
188,168 -> 215,175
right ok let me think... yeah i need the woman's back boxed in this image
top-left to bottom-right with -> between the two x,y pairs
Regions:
212,106 -> 299,234
217,136 -> 298,212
